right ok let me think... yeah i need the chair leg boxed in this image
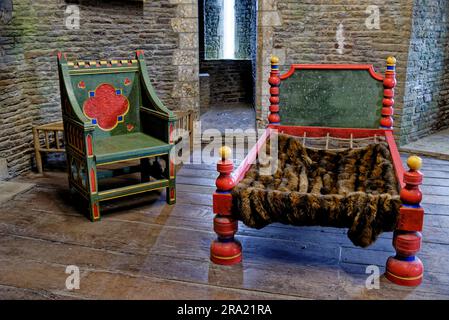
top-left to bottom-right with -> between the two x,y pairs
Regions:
150,157 -> 164,179
36,152 -> 43,175
140,158 -> 150,182
85,161 -> 100,222
166,181 -> 176,205
88,200 -> 101,222
69,183 -> 77,198
33,127 -> 44,175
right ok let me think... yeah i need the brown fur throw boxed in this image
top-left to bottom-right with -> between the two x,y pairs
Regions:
231,133 -> 401,247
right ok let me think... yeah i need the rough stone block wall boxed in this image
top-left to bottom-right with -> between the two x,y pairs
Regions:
0,0 -> 199,178
250,0 -> 258,106
235,0 -> 254,59
204,0 -> 254,59
204,0 -> 222,59
255,0 -> 414,140
401,0 -> 449,144
439,60 -> 449,132
200,60 -> 253,105
199,73 -> 210,112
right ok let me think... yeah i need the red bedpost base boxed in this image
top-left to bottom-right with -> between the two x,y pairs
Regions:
210,215 -> 242,265
385,155 -> 425,287
386,231 -> 423,286
385,256 -> 423,286
210,239 -> 242,265
211,146 -> 242,266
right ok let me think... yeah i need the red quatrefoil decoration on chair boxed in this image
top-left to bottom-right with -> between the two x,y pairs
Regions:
83,84 -> 130,131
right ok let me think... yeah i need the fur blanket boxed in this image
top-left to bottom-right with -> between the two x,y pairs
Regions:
231,133 -> 401,247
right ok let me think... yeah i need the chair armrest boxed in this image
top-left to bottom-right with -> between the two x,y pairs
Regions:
141,107 -> 172,121
65,97 -> 92,127
62,113 -> 95,133
62,116 -> 96,157
136,51 -> 176,122
140,107 -> 175,144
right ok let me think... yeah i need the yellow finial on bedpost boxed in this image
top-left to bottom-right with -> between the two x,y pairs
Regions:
386,56 -> 397,66
407,155 -> 422,171
219,146 -> 232,161
271,56 -> 279,70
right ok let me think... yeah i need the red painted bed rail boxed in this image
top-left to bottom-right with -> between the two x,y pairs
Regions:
232,127 -> 273,185
279,64 -> 384,81
270,125 -> 388,139
385,130 -> 405,188
212,128 -> 273,215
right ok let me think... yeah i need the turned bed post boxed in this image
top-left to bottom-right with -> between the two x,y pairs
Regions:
210,146 -> 242,265
380,56 -> 396,129
386,156 -> 425,286
268,56 -> 281,125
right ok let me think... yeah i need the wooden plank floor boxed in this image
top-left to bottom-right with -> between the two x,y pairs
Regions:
0,151 -> 448,300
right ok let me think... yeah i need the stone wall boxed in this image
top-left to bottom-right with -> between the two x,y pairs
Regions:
235,0 -> 254,60
204,0 -> 222,59
200,60 -> 253,105
0,0 -> 199,179
203,0 -> 254,59
199,73 -> 210,112
255,0 -> 415,140
401,0 -> 449,144
250,0 -> 258,106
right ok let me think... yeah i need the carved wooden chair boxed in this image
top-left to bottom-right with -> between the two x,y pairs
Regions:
57,51 -> 176,221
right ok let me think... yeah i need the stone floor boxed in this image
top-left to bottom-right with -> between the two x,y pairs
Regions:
200,104 -> 256,135
400,128 -> 449,160
0,181 -> 34,204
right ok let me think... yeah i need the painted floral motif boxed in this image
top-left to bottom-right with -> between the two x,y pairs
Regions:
126,123 -> 135,132
124,78 -> 132,86
83,84 -> 129,131
78,81 -> 86,89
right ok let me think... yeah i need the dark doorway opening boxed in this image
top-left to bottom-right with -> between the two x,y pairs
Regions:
198,0 -> 257,134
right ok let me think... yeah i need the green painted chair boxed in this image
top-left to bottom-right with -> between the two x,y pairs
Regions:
57,50 -> 176,221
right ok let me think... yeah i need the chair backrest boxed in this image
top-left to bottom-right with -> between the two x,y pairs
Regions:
59,57 -> 143,140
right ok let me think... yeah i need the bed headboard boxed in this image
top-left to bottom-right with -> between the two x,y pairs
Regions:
267,56 -> 396,129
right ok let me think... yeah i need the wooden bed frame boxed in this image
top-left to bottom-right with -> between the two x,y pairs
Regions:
210,56 -> 425,287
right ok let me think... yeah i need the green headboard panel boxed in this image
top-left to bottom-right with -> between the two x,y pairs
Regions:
279,68 -> 384,128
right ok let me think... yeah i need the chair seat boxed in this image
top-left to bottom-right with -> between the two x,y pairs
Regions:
94,133 -> 171,164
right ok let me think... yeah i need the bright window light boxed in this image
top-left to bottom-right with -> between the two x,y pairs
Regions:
223,0 -> 235,59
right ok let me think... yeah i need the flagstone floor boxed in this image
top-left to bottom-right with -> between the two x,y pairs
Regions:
400,128 -> 449,160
